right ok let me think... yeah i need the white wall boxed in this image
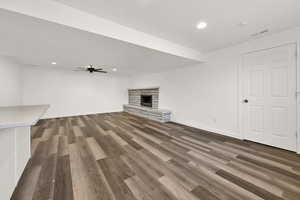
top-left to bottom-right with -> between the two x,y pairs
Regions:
21,67 -> 129,118
0,56 -> 22,106
130,27 -> 300,149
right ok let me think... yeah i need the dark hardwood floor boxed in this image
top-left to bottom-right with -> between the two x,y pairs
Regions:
11,112 -> 300,200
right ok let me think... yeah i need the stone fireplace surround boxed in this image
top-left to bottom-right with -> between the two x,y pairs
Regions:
128,87 -> 159,109
123,87 -> 171,122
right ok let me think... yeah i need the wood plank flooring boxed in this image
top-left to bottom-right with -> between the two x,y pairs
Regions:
11,112 -> 300,200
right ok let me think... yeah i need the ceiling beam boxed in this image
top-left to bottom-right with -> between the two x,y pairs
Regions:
0,0 -> 205,62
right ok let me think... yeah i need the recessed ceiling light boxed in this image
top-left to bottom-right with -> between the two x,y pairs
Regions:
112,68 -> 117,72
196,21 -> 207,29
51,62 -> 57,65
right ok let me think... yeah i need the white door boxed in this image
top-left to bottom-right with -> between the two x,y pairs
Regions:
242,44 -> 297,151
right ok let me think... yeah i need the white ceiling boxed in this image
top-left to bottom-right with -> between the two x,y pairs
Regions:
0,9 -> 199,75
1,0 -> 299,75
53,0 -> 300,52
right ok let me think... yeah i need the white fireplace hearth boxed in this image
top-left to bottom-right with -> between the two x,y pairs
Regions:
123,87 -> 171,122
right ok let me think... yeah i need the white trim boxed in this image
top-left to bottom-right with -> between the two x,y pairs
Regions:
242,42 -> 297,55
238,42 -> 299,153
13,128 -> 17,185
296,42 -> 300,154
195,125 -> 242,140
172,120 -> 242,140
238,55 -> 245,140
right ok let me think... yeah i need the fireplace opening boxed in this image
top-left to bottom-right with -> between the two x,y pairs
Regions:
141,95 -> 152,108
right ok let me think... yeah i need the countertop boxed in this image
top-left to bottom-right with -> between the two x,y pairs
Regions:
0,105 -> 49,129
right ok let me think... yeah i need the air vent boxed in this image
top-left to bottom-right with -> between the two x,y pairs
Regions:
251,29 -> 269,37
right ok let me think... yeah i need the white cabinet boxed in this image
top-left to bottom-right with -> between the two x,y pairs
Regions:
0,105 -> 49,199
15,127 -> 31,181
0,128 -> 16,200
0,127 -> 31,200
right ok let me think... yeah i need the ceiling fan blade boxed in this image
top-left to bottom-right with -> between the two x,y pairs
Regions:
71,65 -> 107,73
74,66 -> 88,70
95,70 -> 108,73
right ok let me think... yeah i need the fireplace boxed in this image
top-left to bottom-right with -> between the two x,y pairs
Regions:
141,95 -> 152,108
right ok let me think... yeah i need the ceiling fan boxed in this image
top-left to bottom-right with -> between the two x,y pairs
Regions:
75,64 -> 108,73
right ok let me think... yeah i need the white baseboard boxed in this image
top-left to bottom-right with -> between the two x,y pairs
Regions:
171,120 -> 242,140
42,110 -> 123,119
197,125 -> 242,140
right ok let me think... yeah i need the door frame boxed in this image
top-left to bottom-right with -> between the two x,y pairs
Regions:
238,42 -> 299,153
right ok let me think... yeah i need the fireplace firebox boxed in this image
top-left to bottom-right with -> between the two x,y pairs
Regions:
141,95 -> 152,108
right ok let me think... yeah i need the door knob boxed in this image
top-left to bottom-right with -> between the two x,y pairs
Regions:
244,99 -> 249,103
